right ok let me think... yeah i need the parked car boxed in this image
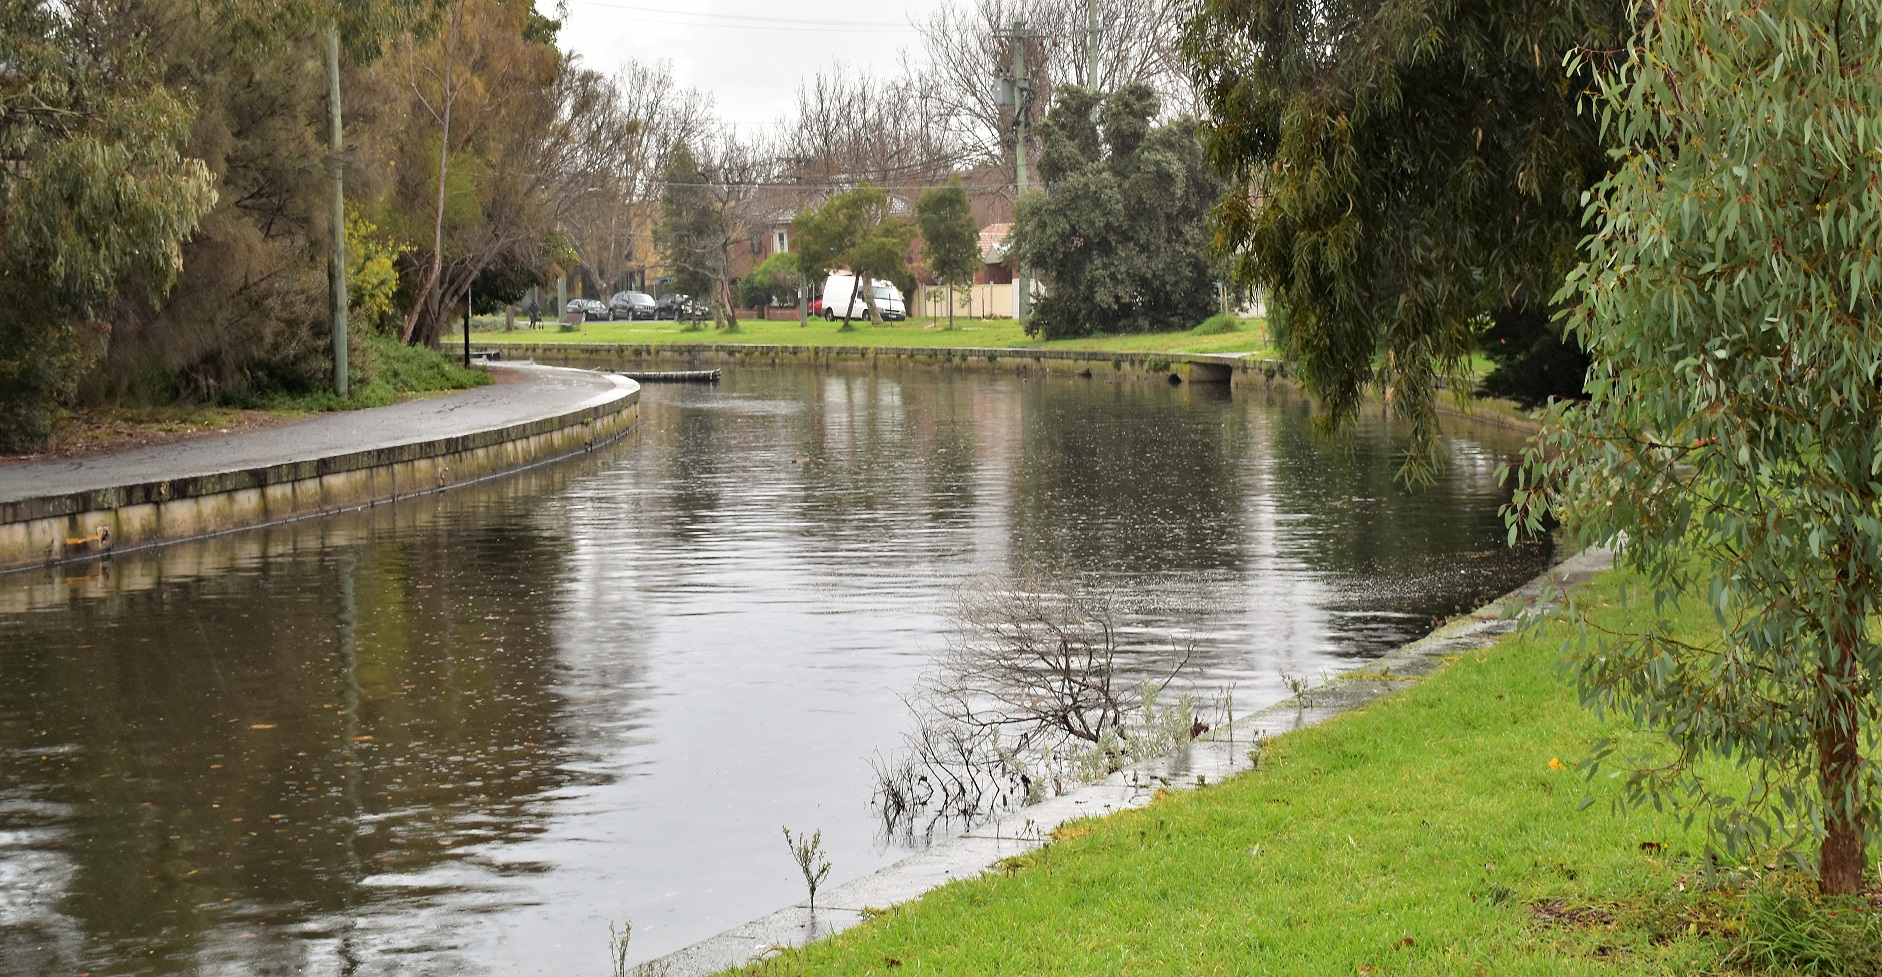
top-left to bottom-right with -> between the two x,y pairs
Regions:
609,290 -> 658,320
566,298 -> 610,321
655,293 -> 706,320
820,273 -> 906,321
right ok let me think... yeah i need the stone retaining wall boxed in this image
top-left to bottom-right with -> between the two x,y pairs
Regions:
492,341 -> 1542,434
0,376 -> 638,573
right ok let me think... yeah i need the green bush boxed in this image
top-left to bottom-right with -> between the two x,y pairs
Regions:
1190,313 -> 1241,336
222,334 -> 488,411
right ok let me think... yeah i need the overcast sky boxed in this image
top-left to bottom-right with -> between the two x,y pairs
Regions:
551,0 -> 951,128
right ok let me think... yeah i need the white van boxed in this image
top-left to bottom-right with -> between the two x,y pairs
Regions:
821,273 -> 906,321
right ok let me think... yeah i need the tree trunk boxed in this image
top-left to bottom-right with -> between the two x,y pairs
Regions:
1818,615 -> 1866,895
401,8 -> 460,345
839,275 -> 856,332
862,276 -> 883,325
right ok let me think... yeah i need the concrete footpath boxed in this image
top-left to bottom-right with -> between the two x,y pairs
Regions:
0,364 -> 638,571
0,364 -> 622,504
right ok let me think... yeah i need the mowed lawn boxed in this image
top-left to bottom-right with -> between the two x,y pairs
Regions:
718,573 -> 1772,976
470,314 -> 1277,357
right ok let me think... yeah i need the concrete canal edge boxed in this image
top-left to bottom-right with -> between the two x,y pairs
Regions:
646,545 -> 1614,977
487,341 -> 1544,436
0,373 -> 639,574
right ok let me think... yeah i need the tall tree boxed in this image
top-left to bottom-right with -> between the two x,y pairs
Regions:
1509,0 -> 1882,896
560,60 -> 714,296
794,187 -> 917,329
0,0 -> 216,450
387,0 -> 584,347
654,138 -> 767,331
1012,83 -> 1219,339
1181,0 -> 1626,477
917,182 -> 981,330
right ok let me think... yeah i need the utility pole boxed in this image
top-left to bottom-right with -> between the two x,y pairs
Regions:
996,23 -> 1039,324
1088,0 -> 1099,92
325,25 -> 348,398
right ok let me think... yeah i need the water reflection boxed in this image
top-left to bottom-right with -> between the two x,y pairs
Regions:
0,363 -> 1548,975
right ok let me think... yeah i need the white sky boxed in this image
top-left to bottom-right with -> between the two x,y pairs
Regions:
551,0 -> 950,129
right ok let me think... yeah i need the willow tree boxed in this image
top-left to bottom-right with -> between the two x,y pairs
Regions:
1510,0 -> 1882,895
1180,0 -> 1626,475
0,0 -> 216,451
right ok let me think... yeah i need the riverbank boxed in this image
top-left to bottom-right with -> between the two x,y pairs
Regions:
696,564 -> 1878,976
0,364 -> 638,572
471,315 -> 1275,356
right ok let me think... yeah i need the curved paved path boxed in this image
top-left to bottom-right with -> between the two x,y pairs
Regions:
0,364 -> 622,505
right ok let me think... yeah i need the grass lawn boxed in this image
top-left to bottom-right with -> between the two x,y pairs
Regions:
719,571 -> 1882,976
469,314 -> 1277,357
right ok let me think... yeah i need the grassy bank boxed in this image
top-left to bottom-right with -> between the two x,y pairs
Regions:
723,572 -> 1882,976
470,314 -> 1275,357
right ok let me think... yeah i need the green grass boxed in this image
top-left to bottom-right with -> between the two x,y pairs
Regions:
224,333 -> 490,412
470,314 -> 1276,357
718,572 -> 1882,976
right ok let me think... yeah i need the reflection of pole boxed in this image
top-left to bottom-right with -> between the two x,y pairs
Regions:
336,553 -> 364,970
1013,24 -> 1030,324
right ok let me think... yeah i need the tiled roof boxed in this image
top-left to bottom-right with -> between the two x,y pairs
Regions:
979,223 -> 1014,264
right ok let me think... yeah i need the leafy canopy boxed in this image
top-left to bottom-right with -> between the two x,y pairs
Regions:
1012,83 -> 1221,340
0,0 -> 216,450
916,182 -> 980,291
793,186 -> 915,326
739,251 -> 801,310
1181,0 -> 1624,476
1509,0 -> 1882,894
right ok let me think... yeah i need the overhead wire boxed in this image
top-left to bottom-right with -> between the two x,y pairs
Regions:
564,0 -> 920,33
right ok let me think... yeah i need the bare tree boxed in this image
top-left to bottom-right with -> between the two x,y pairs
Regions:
655,132 -> 776,331
910,0 -> 1195,172
561,60 -> 714,295
780,64 -> 967,193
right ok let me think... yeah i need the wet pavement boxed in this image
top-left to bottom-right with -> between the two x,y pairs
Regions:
0,364 -> 622,504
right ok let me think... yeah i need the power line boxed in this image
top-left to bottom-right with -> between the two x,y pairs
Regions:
566,0 -> 919,33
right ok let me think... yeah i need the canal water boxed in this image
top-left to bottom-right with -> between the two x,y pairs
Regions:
0,364 -> 1549,976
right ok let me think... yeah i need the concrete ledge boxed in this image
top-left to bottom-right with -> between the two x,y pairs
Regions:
0,374 -> 639,573
485,342 -> 1544,435
640,546 -> 1613,977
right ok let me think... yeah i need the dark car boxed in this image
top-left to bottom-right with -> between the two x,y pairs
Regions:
655,294 -> 705,321
566,298 -> 610,321
609,291 -> 658,320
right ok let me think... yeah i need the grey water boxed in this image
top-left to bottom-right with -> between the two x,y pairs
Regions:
0,364 -> 1549,976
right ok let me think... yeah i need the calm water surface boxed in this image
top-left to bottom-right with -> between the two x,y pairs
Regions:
0,364 -> 1549,975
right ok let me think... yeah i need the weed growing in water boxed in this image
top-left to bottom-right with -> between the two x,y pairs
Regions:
782,826 -> 833,912
609,919 -> 631,977
1279,671 -> 1315,709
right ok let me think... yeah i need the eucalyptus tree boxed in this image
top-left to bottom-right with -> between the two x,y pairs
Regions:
1181,0 -> 1626,477
1509,0 -> 1882,896
0,0 -> 216,450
